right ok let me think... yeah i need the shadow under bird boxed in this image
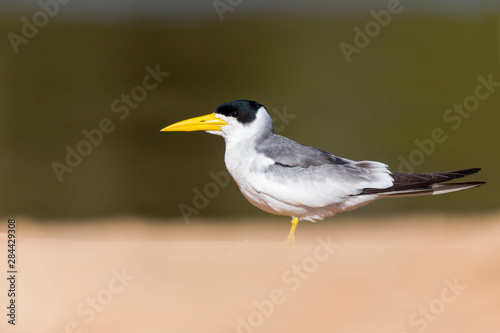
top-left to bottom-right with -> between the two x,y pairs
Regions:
161,100 -> 485,242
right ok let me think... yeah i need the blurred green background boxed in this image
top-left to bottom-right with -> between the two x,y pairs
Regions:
1,1 -> 499,220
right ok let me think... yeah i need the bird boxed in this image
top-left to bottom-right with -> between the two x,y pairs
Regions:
161,100 -> 485,243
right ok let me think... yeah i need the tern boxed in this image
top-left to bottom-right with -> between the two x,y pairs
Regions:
161,100 -> 484,242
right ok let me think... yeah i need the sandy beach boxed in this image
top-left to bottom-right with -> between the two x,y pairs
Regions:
1,213 -> 499,333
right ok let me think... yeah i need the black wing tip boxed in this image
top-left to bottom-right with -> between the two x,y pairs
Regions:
361,167 -> 484,196
454,168 -> 481,175
449,181 -> 486,187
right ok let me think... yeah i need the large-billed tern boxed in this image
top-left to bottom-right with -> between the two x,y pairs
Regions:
162,100 -> 484,243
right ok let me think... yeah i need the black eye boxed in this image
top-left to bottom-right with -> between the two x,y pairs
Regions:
231,111 -> 240,118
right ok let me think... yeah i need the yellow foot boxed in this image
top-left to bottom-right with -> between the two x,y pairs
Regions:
281,217 -> 299,243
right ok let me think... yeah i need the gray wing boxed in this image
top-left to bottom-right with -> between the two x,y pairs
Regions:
255,134 -> 353,168
252,134 -> 394,202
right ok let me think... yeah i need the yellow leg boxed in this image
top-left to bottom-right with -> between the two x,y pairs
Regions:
284,217 -> 299,243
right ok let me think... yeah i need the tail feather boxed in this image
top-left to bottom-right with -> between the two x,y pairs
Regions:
382,182 -> 485,198
361,168 -> 485,197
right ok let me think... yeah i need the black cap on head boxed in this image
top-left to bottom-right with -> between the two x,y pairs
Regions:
215,100 -> 263,125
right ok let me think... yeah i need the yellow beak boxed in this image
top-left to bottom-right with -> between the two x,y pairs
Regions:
160,113 -> 228,132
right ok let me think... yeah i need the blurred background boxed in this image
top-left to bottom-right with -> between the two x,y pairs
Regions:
1,0 -> 499,220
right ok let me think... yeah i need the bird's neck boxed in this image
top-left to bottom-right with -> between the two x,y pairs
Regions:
223,131 -> 272,173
